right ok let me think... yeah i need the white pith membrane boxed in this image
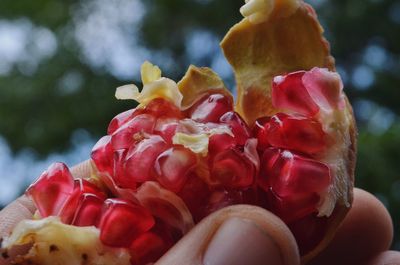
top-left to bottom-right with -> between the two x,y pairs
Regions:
1,217 -> 131,265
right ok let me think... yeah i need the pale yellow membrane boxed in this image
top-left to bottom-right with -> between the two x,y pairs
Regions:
2,217 -> 131,265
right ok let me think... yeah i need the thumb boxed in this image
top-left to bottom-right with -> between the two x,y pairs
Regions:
157,205 -> 300,265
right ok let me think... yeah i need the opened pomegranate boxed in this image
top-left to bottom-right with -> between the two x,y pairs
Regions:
2,1 -> 356,264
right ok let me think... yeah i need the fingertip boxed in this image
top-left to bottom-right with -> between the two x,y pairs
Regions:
157,205 -> 300,265
310,188 -> 393,265
70,160 -> 92,179
0,196 -> 35,239
368,251 -> 400,265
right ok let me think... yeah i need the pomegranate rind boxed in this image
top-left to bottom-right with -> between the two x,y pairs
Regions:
221,1 -> 335,126
221,0 -> 356,262
0,217 -> 131,265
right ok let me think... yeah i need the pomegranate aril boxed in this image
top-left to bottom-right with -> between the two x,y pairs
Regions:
91,135 -> 114,175
187,93 -> 233,123
131,221 -> 175,265
219,111 -> 251,145
178,174 -> 210,222
154,118 -> 179,143
131,231 -> 167,265
253,116 -> 271,151
205,189 -> 243,214
272,71 -> 319,116
121,135 -> 168,187
99,198 -> 155,248
155,146 -> 197,192
267,188 -> 320,223
143,98 -> 183,119
259,148 -> 331,197
26,162 -> 74,218
111,114 -> 156,150
208,133 -> 236,157
71,193 -> 104,227
211,148 -> 255,188
256,113 -> 327,155
59,179 -> 106,224
302,67 -> 345,112
108,109 -> 136,135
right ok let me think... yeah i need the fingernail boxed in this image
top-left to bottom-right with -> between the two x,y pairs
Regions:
203,218 -> 283,265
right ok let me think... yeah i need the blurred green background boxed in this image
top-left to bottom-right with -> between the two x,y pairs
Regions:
0,0 -> 399,249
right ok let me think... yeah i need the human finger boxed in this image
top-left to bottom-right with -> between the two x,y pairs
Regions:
157,204 -> 300,265
309,188 -> 393,265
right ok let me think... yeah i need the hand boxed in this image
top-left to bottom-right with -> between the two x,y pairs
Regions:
0,162 -> 399,265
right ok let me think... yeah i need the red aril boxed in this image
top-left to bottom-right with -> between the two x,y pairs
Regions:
108,109 -> 136,135
210,147 -> 256,188
154,118 -> 179,143
59,179 -> 106,224
99,198 -> 155,248
272,71 -> 320,117
111,114 -> 156,150
259,148 -> 331,197
91,135 -> 114,175
187,93 -> 233,123
154,146 -> 197,192
142,98 -> 183,119
122,135 -> 169,186
26,162 -> 75,218
71,193 -> 104,227
219,111 -> 251,145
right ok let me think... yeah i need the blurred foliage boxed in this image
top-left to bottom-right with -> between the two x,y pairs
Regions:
0,0 -> 399,249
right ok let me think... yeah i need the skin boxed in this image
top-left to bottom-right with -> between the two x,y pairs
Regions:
0,161 -> 399,265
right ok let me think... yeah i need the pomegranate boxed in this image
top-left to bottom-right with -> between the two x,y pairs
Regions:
2,1 -> 356,264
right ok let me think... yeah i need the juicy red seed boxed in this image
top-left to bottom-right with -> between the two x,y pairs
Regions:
131,220 -> 177,265
59,179 -> 106,224
187,93 -> 233,123
302,67 -> 345,112
258,113 -> 327,155
108,109 -> 136,135
121,136 -> 169,187
154,146 -> 197,192
253,116 -> 271,151
131,231 -> 168,265
272,71 -> 320,116
259,148 -> 331,197
267,188 -> 319,223
99,198 -> 155,248
112,149 -> 134,189
178,174 -> 210,222
211,148 -> 255,188
205,189 -> 243,215
72,193 -> 104,227
26,162 -> 74,218
208,133 -> 236,157
111,114 -> 156,150
91,136 -> 114,175
143,98 -> 183,119
219,111 -> 251,145
154,118 -> 179,143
